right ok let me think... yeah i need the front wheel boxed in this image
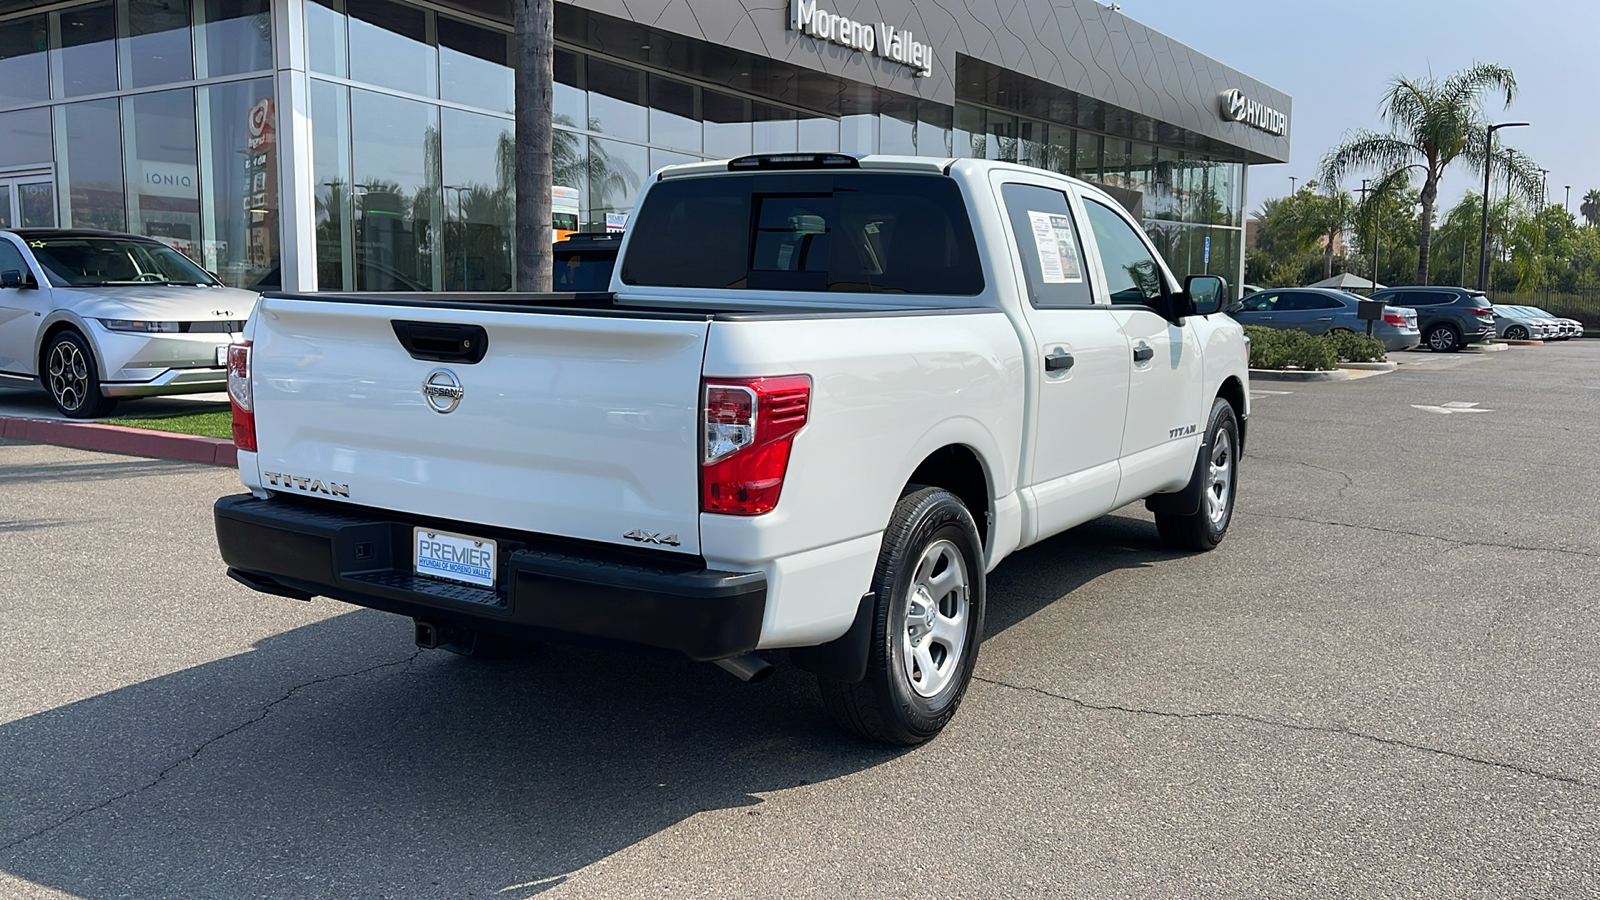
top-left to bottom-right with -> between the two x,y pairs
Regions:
1154,397 -> 1239,552
817,487 -> 985,745
1505,325 -> 1529,341
44,330 -> 117,419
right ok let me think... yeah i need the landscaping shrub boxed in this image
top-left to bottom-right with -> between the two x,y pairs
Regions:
1243,325 -> 1339,371
1325,330 -> 1387,363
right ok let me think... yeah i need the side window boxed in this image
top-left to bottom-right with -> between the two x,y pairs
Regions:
999,182 -> 1092,308
0,240 -> 29,279
1274,293 -> 1308,311
1240,292 -> 1277,311
1083,199 -> 1165,306
1407,291 -> 1448,306
1308,295 -> 1343,309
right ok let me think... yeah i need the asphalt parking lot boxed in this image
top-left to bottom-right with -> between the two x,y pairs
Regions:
2,341 -> 1598,899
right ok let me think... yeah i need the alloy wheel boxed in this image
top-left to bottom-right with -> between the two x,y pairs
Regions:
47,339 -> 90,413
901,539 -> 970,699
1428,327 -> 1456,352
1206,429 -> 1234,525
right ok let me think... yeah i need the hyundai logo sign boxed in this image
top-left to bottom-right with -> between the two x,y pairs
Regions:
1219,89 -> 1287,137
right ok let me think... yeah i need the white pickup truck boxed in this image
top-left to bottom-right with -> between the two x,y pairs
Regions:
215,154 -> 1248,745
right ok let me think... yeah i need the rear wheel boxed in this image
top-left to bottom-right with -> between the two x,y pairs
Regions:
44,330 -> 117,419
1426,323 -> 1461,353
1154,398 -> 1239,552
817,487 -> 985,745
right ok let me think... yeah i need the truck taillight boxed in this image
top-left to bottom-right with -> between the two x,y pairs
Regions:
701,375 -> 810,515
227,341 -> 256,452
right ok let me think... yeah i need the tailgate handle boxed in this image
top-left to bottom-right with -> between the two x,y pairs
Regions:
392,321 -> 489,364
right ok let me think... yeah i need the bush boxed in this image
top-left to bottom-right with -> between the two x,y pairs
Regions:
1243,325 -> 1339,371
1325,330 -> 1387,363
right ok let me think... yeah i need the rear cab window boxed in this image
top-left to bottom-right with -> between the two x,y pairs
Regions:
620,172 -> 984,296
998,182 -> 1092,308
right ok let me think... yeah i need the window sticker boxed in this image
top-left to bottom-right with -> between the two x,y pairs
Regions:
1027,211 -> 1083,284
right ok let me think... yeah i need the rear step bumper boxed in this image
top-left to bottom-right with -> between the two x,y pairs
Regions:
214,494 -> 766,661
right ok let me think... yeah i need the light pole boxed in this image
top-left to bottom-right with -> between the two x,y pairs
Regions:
1565,185 -> 1572,212
1478,121 -> 1529,292
1289,176 -> 1297,194
1540,169 -> 1550,213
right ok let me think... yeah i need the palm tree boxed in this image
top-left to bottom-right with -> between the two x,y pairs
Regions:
513,0 -> 554,291
1581,189 -> 1600,228
1321,63 -> 1539,285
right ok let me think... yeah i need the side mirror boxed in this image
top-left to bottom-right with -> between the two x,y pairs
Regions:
0,269 -> 30,289
1185,274 -> 1228,316
1226,300 -> 1243,314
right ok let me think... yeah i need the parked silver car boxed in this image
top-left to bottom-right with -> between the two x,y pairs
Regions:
1227,287 -> 1421,352
0,229 -> 256,417
1514,305 -> 1581,340
1492,305 -> 1556,341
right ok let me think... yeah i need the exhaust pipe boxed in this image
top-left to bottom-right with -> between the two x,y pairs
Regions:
714,653 -> 774,684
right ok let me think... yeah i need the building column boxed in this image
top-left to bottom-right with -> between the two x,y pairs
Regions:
272,0 -> 317,291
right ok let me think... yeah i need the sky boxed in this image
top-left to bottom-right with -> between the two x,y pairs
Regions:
1122,0 -> 1600,219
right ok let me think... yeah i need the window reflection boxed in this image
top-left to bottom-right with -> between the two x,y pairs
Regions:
586,57 -> 645,142
125,0 -> 193,88
0,108 -> 53,168
441,108 -> 513,290
0,15 -> 51,107
201,78 -> 278,287
58,99 -> 126,230
752,103 -> 796,154
647,75 -> 698,153
351,88 -> 437,291
310,79 -> 351,289
53,2 -> 119,98
347,0 -> 435,97
585,137 -> 643,232
200,0 -> 272,78
306,0 -> 348,77
125,89 -> 201,260
702,91 -> 749,158
439,16 -> 511,113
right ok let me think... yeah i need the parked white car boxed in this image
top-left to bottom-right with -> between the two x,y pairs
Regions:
0,229 -> 254,417
215,155 -> 1250,745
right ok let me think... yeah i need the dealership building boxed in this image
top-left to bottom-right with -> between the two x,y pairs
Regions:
0,0 -> 1290,294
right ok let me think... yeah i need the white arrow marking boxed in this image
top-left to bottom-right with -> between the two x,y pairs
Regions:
1440,401 -> 1481,409
1412,403 -> 1494,415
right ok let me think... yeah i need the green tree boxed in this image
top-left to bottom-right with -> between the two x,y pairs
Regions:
1321,63 -> 1541,285
1581,189 -> 1600,228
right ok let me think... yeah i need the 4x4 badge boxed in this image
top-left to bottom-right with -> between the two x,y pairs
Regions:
623,529 -> 680,546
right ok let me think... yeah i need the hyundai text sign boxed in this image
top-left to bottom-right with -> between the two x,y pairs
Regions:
1218,89 -> 1287,137
789,0 -> 934,77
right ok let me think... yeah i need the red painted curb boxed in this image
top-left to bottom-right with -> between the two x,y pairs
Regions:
1503,340 -> 1543,346
0,415 -> 237,467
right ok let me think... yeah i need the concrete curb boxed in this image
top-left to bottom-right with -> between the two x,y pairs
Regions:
1464,343 -> 1508,353
1342,361 -> 1399,371
1502,339 -> 1544,346
1249,368 -> 1349,382
0,415 -> 237,467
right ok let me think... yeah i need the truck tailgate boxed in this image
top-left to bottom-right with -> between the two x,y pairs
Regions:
249,298 -> 710,554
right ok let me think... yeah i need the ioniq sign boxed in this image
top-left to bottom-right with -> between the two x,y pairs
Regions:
1219,89 -> 1288,137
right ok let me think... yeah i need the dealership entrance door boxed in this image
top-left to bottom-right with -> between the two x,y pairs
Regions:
0,173 -> 57,229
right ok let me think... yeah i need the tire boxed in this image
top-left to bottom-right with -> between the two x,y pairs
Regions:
1425,323 -> 1461,353
1154,397 -> 1239,552
43,330 -> 117,419
1505,325 -> 1529,341
817,487 -> 985,745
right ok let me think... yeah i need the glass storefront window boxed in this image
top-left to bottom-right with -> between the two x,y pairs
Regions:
586,136 -> 644,232
350,87 -> 437,290
1043,125 -> 1073,175
647,75 -> 698,153
439,16 -> 511,113
839,114 -> 877,155
918,104 -> 952,157
53,2 -> 119,98
552,128 -> 586,225
199,0 -> 272,79
310,79 -> 351,289
124,88 -> 201,259
953,104 -> 985,159
0,15 -> 51,108
1075,133 -> 1101,180
985,112 -> 1017,163
1129,141 -> 1156,200
649,148 -> 701,174
1102,139 -> 1130,190
702,91 -> 749,159
1016,119 -> 1047,169
200,78 -> 278,287
57,99 -> 126,230
124,0 -> 193,88
307,0 -> 348,77
586,57 -> 645,143
346,0 -> 434,97
797,115 -> 838,153
0,107 -> 53,168
553,49 -> 584,130
752,103 -> 797,154
441,108 -> 512,290
879,98 -> 915,156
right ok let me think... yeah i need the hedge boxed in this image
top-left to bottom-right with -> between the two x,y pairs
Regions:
1243,325 -> 1386,370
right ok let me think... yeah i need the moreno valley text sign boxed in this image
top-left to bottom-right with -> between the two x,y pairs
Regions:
789,0 -> 934,77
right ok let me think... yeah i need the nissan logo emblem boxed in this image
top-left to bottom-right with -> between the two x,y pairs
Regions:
422,368 -> 464,414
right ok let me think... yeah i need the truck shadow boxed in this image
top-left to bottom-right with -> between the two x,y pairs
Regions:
0,513 -> 1175,898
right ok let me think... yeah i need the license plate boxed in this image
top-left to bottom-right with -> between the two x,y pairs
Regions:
215,345 -> 228,366
414,528 -> 497,588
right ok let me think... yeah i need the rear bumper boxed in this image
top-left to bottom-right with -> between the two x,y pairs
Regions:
214,494 -> 766,661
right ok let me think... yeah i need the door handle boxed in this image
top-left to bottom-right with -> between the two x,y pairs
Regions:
1315,316 -> 1333,321
1133,345 -> 1154,363
1044,350 -> 1075,372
